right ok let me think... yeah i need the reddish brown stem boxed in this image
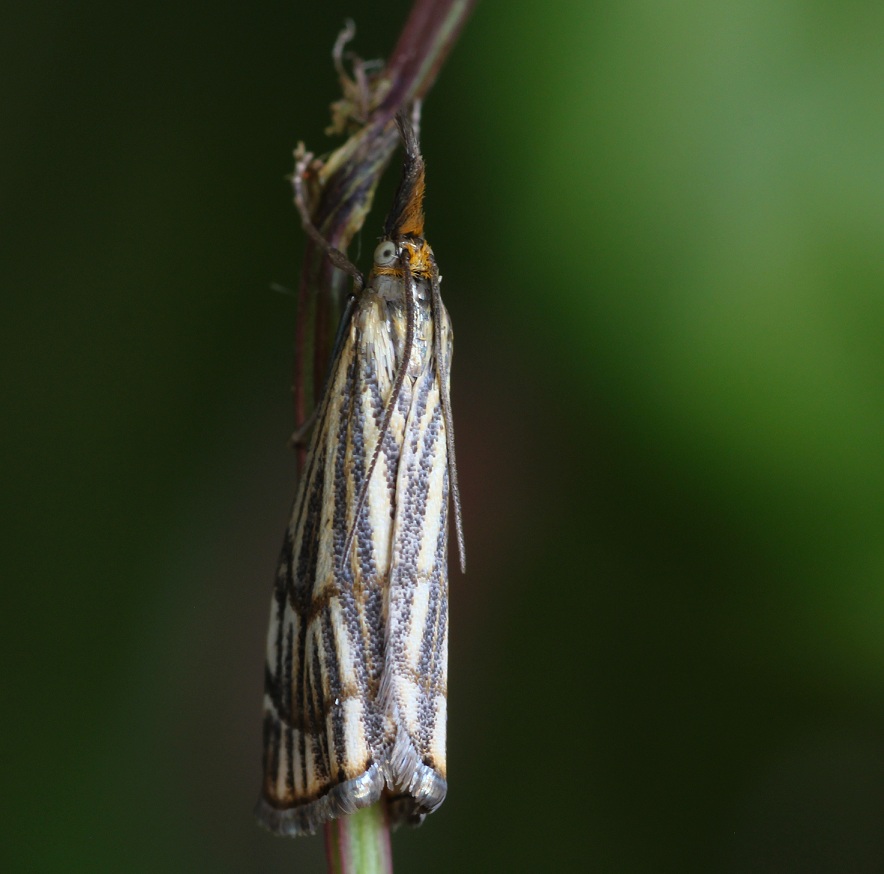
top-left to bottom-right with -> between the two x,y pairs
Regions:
292,0 -> 476,470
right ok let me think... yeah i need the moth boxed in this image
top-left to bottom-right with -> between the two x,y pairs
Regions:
256,113 -> 464,836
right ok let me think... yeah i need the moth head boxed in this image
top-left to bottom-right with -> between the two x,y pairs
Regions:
373,240 -> 399,268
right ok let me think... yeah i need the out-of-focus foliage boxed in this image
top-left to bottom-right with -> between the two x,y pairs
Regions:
3,1 -> 884,871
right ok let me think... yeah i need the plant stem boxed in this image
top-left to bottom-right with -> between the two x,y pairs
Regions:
290,1 -> 475,870
324,804 -> 394,874
293,0 -> 476,452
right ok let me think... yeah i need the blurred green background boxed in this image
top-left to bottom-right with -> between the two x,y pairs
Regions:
4,1 -> 884,871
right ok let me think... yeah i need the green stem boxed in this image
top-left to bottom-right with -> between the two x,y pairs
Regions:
324,804 -> 394,874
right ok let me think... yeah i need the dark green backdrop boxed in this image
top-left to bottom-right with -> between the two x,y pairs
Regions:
4,1 -> 884,871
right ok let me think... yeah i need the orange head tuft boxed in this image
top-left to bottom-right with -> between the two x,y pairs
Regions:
384,112 -> 426,239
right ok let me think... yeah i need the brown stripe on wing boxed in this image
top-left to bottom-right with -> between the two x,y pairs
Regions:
319,606 -> 347,778
308,632 -> 334,785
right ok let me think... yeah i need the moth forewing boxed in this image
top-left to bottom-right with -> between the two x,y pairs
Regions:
258,303 -> 390,835
257,115 -> 460,837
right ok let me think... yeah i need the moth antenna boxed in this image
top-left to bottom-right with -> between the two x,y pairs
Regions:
430,265 -> 465,573
341,251 -> 416,566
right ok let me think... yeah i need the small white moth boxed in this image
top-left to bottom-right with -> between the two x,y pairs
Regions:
256,114 -> 463,836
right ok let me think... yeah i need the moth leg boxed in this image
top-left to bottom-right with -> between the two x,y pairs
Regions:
288,407 -> 319,449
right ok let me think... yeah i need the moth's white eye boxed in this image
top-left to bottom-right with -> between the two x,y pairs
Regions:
373,241 -> 398,267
